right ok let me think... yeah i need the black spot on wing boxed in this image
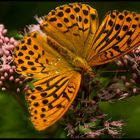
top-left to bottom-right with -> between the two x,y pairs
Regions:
112,45 -> 122,53
62,91 -> 70,101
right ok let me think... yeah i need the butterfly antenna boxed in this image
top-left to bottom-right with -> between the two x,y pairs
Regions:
99,69 -> 129,73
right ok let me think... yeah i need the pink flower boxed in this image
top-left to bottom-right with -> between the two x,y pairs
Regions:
0,24 -> 25,92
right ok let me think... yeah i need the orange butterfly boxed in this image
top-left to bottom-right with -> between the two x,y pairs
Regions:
14,3 -> 140,131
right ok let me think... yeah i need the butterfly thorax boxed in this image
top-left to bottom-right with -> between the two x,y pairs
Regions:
72,56 -> 95,77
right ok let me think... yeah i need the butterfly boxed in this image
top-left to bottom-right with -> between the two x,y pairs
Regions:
14,3 -> 140,131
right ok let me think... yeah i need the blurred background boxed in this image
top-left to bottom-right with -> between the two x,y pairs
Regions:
0,1 -> 140,31
0,1 -> 140,138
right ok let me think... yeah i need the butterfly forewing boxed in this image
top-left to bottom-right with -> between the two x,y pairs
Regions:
40,3 -> 98,57
14,32 -> 73,77
87,10 -> 140,66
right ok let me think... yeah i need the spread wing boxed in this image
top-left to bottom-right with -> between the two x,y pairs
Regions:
86,10 -> 140,66
14,31 -> 81,131
39,2 -> 98,58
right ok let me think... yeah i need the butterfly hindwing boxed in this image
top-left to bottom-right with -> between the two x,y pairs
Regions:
87,10 -> 140,66
26,71 -> 81,131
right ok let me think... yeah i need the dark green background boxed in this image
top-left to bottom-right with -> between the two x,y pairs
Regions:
0,1 -> 140,31
0,1 -> 140,138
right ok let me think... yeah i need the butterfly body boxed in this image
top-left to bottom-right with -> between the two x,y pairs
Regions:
72,56 -> 94,75
47,35 -> 94,76
14,3 -> 140,131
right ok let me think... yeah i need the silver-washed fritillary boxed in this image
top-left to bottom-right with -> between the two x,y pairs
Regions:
14,3 -> 140,131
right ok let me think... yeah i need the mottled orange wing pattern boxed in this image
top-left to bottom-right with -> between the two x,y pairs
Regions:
39,3 -> 98,57
14,31 -> 75,77
26,71 -> 80,131
87,10 -> 140,66
14,31 -> 81,131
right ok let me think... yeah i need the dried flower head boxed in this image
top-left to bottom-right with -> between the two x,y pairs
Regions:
94,46 -> 140,102
64,98 -> 125,138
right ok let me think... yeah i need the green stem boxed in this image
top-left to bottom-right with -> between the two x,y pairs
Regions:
9,90 -> 28,115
